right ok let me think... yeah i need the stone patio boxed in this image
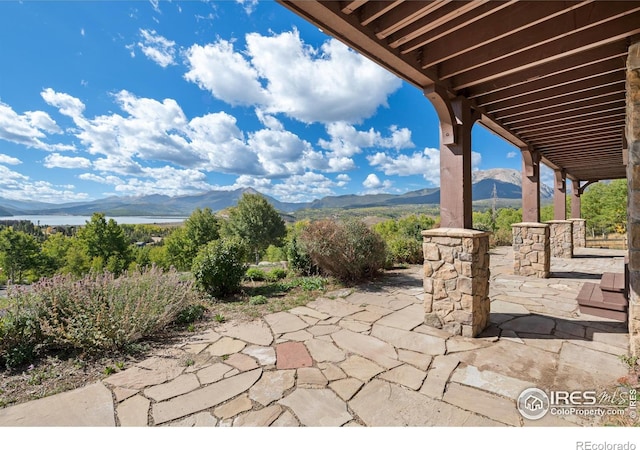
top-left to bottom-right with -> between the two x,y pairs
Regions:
0,247 -> 633,427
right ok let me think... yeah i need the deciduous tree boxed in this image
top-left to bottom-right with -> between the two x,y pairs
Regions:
224,193 -> 286,264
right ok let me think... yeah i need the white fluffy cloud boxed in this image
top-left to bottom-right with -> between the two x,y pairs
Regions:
44,153 -> 92,169
368,148 -> 482,185
35,88 -> 353,199
41,88 -> 86,117
229,172 -> 344,203
137,29 -> 176,67
318,122 -> 414,174
9,81 -> 426,201
0,101 -> 67,151
269,172 -> 338,202
248,128 -> 325,177
0,154 -> 21,165
184,39 -> 267,107
362,173 -> 392,193
507,151 -> 517,159
319,122 -> 414,157
0,165 -> 87,202
185,29 -> 401,124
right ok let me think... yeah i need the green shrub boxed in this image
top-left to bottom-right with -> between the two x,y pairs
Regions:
491,228 -> 513,246
192,238 -> 247,298
265,245 -> 287,262
175,303 -> 207,325
286,223 -> 318,276
386,237 -> 423,265
266,268 -> 287,282
245,267 -> 267,282
249,295 -> 268,305
283,276 -> 327,291
373,214 -> 433,266
300,219 -> 386,282
0,292 -> 42,369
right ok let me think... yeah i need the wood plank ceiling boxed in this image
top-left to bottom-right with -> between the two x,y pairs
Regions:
278,0 -> 640,182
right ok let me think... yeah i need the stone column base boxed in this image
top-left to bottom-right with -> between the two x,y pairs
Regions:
568,218 -> 587,248
511,222 -> 550,278
546,220 -> 573,258
630,301 -> 640,356
422,228 -> 490,338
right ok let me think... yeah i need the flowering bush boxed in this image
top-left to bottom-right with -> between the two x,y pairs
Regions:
0,265 -> 198,368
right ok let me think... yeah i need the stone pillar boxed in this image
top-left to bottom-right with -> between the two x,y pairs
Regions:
511,222 -> 550,278
626,40 -> 640,356
568,218 -> 587,248
546,220 -> 573,258
554,169 -> 566,220
521,147 -> 541,223
422,228 -> 491,337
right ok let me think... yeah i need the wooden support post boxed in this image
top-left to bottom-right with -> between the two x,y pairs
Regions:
521,147 -> 540,223
553,169 -> 566,220
571,180 -> 581,219
424,86 -> 478,229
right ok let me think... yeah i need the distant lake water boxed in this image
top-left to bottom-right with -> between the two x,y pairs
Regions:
1,215 -> 186,226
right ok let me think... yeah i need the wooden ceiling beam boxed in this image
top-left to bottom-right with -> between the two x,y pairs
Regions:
533,130 -> 623,147
527,125 -> 624,145
388,1 -> 492,50
419,1 -> 588,69
495,90 -> 625,121
449,12 -> 640,90
503,100 -> 625,128
439,3 -> 640,80
396,1 -> 515,54
488,78 -> 625,115
520,118 -> 625,140
341,0 -> 368,15
467,43 -> 627,101
541,141 -> 622,153
516,113 -> 625,136
373,1 -> 453,39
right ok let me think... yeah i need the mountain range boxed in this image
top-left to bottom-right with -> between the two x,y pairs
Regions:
0,168 -> 553,217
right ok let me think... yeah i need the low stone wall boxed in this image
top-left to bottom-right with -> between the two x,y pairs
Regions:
422,228 -> 490,338
568,218 -> 586,248
511,222 -> 550,278
547,220 -> 573,258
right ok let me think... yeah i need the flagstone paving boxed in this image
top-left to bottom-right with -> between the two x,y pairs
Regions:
0,246 -> 634,427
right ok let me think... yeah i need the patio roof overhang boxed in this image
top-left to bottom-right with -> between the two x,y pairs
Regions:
278,0 -> 640,182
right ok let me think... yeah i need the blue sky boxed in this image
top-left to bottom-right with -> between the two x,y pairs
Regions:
0,0 -> 541,203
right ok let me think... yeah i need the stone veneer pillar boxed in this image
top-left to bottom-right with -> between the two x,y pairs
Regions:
627,40 -> 640,356
511,222 -> 550,278
422,228 -> 490,338
568,218 -> 587,248
546,220 -> 573,258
